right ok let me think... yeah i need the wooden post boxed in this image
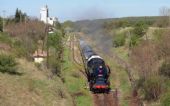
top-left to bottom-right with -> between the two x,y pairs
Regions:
2,10 -> 6,32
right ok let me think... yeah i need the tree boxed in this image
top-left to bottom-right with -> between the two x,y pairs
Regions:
0,54 -> 17,74
14,8 -> 27,23
130,41 -> 163,101
130,41 -> 158,79
0,17 -> 2,32
47,32 -> 63,76
157,30 -> 170,61
113,32 -> 126,47
157,7 -> 170,27
133,21 -> 148,37
15,8 -> 20,23
62,21 -> 74,28
129,34 -> 140,47
5,20 -> 46,58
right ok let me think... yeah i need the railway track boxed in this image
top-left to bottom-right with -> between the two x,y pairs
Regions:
93,91 -> 118,106
66,33 -> 141,106
108,53 -> 143,106
69,34 -> 86,78
93,47 -> 142,106
69,34 -> 119,106
78,33 -> 145,106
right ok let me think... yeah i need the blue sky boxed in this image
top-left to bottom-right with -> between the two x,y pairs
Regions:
1,0 -> 170,22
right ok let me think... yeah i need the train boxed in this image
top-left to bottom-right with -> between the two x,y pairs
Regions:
79,40 -> 111,93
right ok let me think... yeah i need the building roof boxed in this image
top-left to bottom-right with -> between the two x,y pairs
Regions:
33,49 -> 47,57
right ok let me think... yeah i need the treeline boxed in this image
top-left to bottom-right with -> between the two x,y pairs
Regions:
112,21 -> 148,47
0,8 -> 28,32
7,8 -> 28,24
103,16 -> 157,30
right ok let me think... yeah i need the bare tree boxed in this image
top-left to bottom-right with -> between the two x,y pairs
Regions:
157,30 -> 170,61
160,7 -> 170,16
157,7 -> 170,27
5,20 -> 46,58
130,40 -> 159,79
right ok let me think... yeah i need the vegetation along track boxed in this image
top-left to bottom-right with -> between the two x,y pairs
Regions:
69,33 -> 119,106
94,47 -> 143,106
110,53 -> 143,106
70,34 -> 86,77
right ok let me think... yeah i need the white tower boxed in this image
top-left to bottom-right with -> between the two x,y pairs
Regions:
40,5 -> 49,23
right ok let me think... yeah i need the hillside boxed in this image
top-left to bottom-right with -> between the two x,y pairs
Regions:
72,16 -> 161,31
0,58 -> 73,106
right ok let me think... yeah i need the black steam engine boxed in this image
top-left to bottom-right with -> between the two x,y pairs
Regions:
79,40 -> 110,93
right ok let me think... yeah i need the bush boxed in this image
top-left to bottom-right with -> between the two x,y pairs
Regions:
133,21 -> 148,37
12,39 -> 28,57
49,56 -> 61,76
113,33 -> 126,47
142,76 -> 163,101
0,54 -> 17,74
47,32 -> 63,76
161,91 -> 170,106
0,33 -> 12,44
159,60 -> 170,77
129,34 -> 140,47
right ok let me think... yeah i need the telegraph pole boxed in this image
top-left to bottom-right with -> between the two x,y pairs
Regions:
45,24 -> 49,69
20,12 -> 22,23
2,10 -> 6,32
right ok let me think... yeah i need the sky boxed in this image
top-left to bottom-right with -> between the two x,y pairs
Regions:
1,0 -> 170,22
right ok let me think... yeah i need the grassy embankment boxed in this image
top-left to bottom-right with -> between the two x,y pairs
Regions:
62,35 -> 93,106
111,27 -> 170,106
99,50 -> 131,106
0,32 -> 73,106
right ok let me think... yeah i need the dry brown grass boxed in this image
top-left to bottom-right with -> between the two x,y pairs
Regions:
130,40 -> 159,78
0,59 -> 73,106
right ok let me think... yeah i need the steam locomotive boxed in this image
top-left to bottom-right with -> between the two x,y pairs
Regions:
79,40 -> 110,93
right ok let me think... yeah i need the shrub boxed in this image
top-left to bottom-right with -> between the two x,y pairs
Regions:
153,29 -> 165,42
47,32 -> 63,76
133,21 -> 148,37
161,91 -> 170,106
0,33 -> 12,44
159,60 -> 170,77
48,54 -> 62,76
0,54 -> 17,74
129,34 -> 140,47
142,76 -> 163,101
113,33 -> 126,47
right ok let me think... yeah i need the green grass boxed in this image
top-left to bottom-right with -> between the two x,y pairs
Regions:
0,32 -> 12,44
113,47 -> 129,62
105,53 -> 131,106
76,95 -> 92,106
62,44 -> 92,106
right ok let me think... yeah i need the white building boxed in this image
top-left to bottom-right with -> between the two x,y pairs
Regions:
48,17 -> 57,25
40,5 -> 57,26
40,5 -> 49,23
